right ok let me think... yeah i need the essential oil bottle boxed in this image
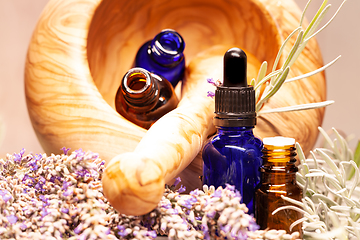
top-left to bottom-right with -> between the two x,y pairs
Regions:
135,29 -> 185,88
202,48 -> 263,215
255,136 -> 303,235
115,67 -> 179,129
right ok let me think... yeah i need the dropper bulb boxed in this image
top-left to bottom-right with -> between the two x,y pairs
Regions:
223,47 -> 247,87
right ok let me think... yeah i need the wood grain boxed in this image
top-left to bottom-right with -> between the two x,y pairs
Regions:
25,0 -> 326,215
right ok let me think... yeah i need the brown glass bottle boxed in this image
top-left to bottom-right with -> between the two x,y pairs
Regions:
255,137 -> 303,235
115,67 -> 179,129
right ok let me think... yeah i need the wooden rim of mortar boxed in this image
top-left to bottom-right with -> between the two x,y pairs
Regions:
25,0 -> 325,163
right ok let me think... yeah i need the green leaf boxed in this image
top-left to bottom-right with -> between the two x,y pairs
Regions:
348,161 -> 359,197
285,55 -> 341,83
299,0 -> 312,27
297,142 -> 308,176
348,141 -> 360,180
317,149 -> 344,186
270,27 -> 302,74
304,1 -> 347,42
258,100 -> 334,115
303,0 -> 328,38
250,78 -> 255,87
254,69 -> 282,91
256,67 -> 290,112
278,30 -> 304,77
318,127 -> 335,149
256,61 -> 267,86
303,4 -> 331,40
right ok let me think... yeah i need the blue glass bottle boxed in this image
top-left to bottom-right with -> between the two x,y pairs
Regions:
202,48 -> 263,215
135,29 -> 185,88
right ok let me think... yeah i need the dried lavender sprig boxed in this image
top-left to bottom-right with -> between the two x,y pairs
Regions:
142,180 -> 301,240
0,148 -> 302,240
0,148 -> 155,240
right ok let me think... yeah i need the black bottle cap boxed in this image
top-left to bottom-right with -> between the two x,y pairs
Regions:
214,48 -> 256,127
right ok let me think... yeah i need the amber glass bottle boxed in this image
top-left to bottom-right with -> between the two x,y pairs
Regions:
255,137 -> 303,235
115,67 -> 179,129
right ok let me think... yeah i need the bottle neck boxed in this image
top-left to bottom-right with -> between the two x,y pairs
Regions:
261,144 -> 298,183
149,29 -> 184,67
216,126 -> 254,135
121,68 -> 159,111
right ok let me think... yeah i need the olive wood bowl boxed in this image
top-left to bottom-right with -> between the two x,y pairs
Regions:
25,0 -> 326,204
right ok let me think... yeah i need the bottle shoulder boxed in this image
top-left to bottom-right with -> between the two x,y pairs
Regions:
207,131 -> 263,149
202,131 -> 263,162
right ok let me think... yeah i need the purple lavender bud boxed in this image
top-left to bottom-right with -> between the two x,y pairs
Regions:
236,231 -> 248,240
74,148 -> 85,158
161,202 -> 172,209
63,188 -> 73,197
117,225 -> 125,231
147,230 -> 157,239
63,181 -> 71,190
74,224 -> 83,234
29,161 -> 39,171
201,224 -> 210,240
225,184 -> 235,192
190,189 -> 200,196
183,197 -> 197,209
20,222 -> 27,230
60,147 -> 71,155
3,194 -> 11,202
248,219 -> 260,231
189,196 -> 198,204
221,225 -> 231,233
7,215 -> 18,224
41,208 -> 49,217
206,210 -> 216,218
13,153 -> 21,164
39,176 -> 46,184
117,225 -> 127,237
177,185 -> 186,193
78,234 -> 86,240
207,78 -> 216,85
34,182 -> 43,191
34,153 -> 42,161
60,208 -> 69,213
0,189 -> 7,196
213,189 -> 222,198
105,228 -> 111,235
207,91 -> 215,98
173,177 -> 181,187
20,148 -> 25,156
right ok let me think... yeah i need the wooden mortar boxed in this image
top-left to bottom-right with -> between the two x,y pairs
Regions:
25,0 -> 326,215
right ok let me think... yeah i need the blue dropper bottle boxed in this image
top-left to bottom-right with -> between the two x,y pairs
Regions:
202,47 -> 263,215
135,29 -> 185,88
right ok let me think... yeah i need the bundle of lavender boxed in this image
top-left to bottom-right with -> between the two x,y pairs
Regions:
0,147 -> 300,239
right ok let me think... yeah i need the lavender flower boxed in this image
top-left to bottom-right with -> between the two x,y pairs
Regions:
207,91 -> 215,98
61,147 -> 71,155
0,148 -> 301,240
6,215 -> 17,224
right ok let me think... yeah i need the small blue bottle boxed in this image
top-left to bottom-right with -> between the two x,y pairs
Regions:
135,29 -> 185,88
202,48 -> 263,215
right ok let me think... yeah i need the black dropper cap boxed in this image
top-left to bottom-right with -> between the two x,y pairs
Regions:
213,48 -> 256,127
